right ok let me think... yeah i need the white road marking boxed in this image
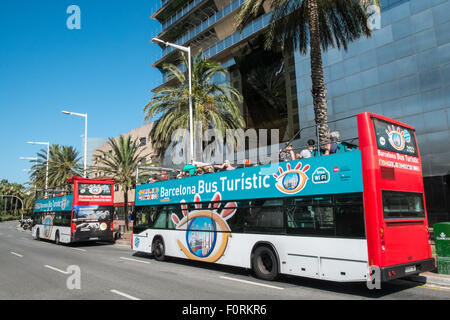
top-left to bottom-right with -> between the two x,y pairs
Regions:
120,257 -> 150,264
10,252 -> 23,257
70,247 -> 87,252
220,276 -> 285,290
44,265 -> 69,274
110,289 -> 141,300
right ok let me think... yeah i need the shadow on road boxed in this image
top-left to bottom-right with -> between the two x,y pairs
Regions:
129,253 -> 422,299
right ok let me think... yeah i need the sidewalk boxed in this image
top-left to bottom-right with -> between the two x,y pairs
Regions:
407,272 -> 450,288
115,233 -> 132,247
405,253 -> 450,288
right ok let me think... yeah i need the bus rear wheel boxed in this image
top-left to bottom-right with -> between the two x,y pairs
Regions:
55,231 -> 60,245
152,237 -> 166,261
252,246 -> 279,281
35,228 -> 40,241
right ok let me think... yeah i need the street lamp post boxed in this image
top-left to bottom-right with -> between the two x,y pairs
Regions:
26,142 -> 49,190
62,110 -> 88,177
152,37 -> 194,163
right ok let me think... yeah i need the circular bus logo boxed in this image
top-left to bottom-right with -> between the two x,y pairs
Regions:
273,162 -> 310,195
386,125 -> 406,151
88,186 -> 103,195
172,193 -> 237,263
186,216 -> 217,258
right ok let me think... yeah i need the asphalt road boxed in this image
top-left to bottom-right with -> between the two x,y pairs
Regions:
1,221 -> 449,300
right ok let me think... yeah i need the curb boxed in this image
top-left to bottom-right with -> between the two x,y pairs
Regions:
406,272 -> 450,288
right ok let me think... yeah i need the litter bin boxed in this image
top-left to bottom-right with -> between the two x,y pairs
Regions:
433,222 -> 450,275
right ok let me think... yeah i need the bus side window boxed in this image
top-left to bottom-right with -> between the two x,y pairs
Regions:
287,200 -> 316,235
244,199 -> 284,232
224,201 -> 245,233
153,207 -> 167,229
287,196 -> 334,236
63,212 -> 71,227
167,205 -> 182,230
335,195 -> 365,238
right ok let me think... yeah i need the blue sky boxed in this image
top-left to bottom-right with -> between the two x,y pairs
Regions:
0,0 -> 162,185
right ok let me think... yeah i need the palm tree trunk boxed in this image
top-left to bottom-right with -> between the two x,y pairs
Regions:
308,0 -> 330,149
124,187 -> 129,231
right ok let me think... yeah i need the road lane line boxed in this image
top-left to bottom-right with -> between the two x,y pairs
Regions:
110,289 -> 141,300
44,265 -> 69,274
220,276 -> 284,290
120,257 -> 150,264
10,252 -> 23,257
70,247 -> 87,252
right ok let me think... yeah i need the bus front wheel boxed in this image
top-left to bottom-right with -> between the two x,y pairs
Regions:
252,246 -> 279,281
152,237 -> 166,261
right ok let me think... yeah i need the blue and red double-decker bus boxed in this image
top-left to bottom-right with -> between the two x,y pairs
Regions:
32,177 -> 115,244
131,113 -> 434,283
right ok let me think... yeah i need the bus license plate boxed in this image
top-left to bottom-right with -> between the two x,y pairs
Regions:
405,265 -> 416,273
89,237 -> 99,240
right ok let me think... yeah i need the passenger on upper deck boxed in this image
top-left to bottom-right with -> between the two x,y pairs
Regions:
329,131 -> 340,154
279,142 -> 295,162
299,139 -> 316,159
183,160 -> 197,176
214,160 -> 235,171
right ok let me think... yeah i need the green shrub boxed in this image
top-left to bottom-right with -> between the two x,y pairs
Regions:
0,213 -> 21,222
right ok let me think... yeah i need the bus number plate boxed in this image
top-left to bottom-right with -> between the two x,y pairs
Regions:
405,265 -> 416,273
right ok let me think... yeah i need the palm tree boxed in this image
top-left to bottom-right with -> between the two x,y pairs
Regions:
237,0 -> 379,147
29,145 -> 82,189
144,52 -> 245,159
93,135 -> 148,231
0,180 -> 26,215
48,146 -> 83,187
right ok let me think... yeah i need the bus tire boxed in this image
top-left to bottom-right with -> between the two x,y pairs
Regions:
55,231 -> 60,245
35,228 -> 40,241
251,245 -> 279,281
152,237 -> 166,261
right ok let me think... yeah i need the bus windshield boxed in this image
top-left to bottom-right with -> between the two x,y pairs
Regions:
73,206 -> 113,221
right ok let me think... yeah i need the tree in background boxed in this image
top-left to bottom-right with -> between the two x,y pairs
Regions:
93,135 -> 148,231
48,146 -> 83,187
144,52 -> 245,160
0,179 -> 29,217
237,0 -> 379,148
29,144 -> 82,189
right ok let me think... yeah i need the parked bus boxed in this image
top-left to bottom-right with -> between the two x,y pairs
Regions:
32,177 -> 115,244
132,113 -> 434,283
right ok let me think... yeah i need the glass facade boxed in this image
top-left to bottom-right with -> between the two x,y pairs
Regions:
295,0 -> 450,179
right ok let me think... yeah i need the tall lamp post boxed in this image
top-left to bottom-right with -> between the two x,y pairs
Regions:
62,110 -> 88,177
26,142 -> 49,190
152,37 -> 194,162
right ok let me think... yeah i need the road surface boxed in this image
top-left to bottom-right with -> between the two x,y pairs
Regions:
1,221 -> 449,300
